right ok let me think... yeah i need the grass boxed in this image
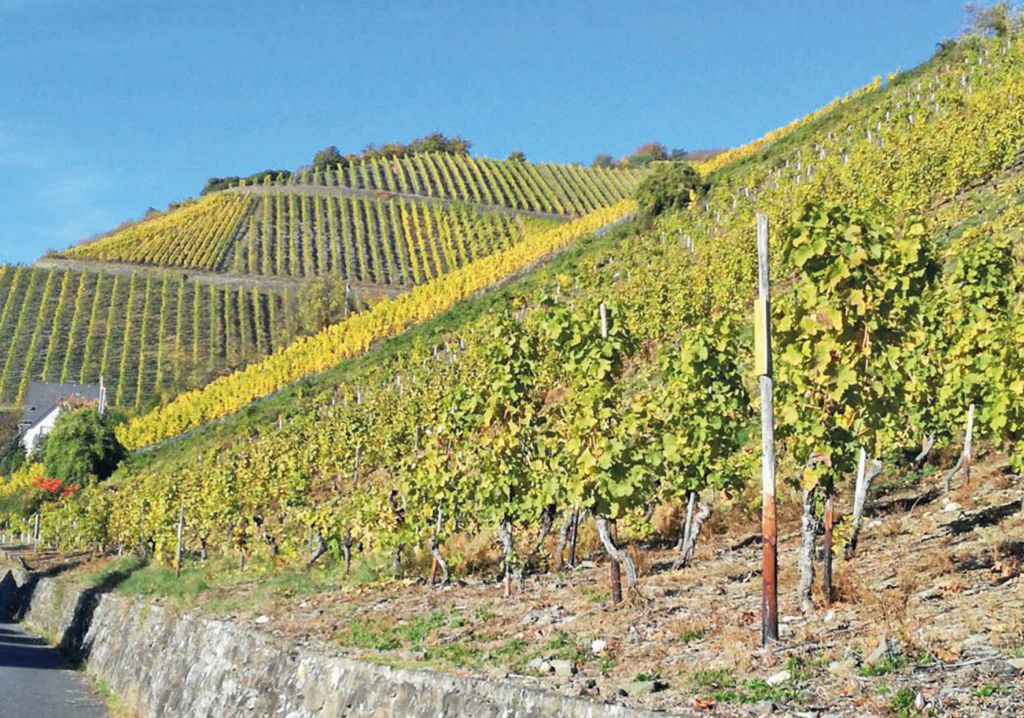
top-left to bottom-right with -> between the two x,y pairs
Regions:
889,686 -> 920,717
79,552 -> 393,613
859,653 -> 909,677
582,587 -> 610,604
333,609 -> 597,675
92,677 -> 137,718
858,651 -> 933,678
972,682 -> 1008,699
633,670 -> 661,682
689,667 -> 804,705
679,628 -> 705,644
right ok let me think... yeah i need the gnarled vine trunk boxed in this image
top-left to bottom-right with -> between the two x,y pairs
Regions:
392,545 -> 403,578
342,529 -> 353,573
911,433 -> 936,470
429,535 -> 449,586
531,504 -> 555,556
673,498 -> 710,570
307,531 -> 327,567
595,515 -> 639,597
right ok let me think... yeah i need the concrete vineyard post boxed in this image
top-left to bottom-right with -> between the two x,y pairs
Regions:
849,447 -> 868,556
755,212 -> 779,644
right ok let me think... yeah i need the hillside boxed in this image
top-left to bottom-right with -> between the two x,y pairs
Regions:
3,22 -> 1024,718
57,156 -> 643,279
0,265 -> 302,410
0,156 -> 639,415
13,23 -> 1017,564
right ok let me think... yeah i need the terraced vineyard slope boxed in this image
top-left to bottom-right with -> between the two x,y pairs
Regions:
53,29 -> 1024,586
58,157 -> 642,280
0,266 -> 303,410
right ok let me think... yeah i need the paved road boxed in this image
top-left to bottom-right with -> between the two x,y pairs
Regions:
0,622 -> 106,718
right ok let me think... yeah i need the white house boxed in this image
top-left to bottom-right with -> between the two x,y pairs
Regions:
19,381 -> 101,455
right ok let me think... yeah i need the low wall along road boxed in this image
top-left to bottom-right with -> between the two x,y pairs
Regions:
0,566 -> 666,718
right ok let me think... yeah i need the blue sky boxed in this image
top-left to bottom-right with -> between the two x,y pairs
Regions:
0,0 -> 965,264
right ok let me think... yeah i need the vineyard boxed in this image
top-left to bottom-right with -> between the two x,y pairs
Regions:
223,193 -> 552,282
62,193 -> 251,272
116,201 -> 636,448
17,29 -> 1024,574
2,22 -> 1024,717
0,266 -> 304,409
58,157 -> 643,279
258,152 -> 645,216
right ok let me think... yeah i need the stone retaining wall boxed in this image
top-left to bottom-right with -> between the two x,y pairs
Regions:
1,568 -> 666,718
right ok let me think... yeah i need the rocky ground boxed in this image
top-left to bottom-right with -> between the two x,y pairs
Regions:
4,454 -> 1024,717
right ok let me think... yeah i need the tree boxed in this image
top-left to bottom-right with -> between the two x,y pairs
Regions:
377,142 -> 407,158
297,276 -> 350,333
313,145 -> 345,170
0,411 -> 23,476
41,408 -> 126,486
592,154 -> 616,169
407,132 -> 472,156
625,142 -> 669,167
964,2 -> 1020,37
507,150 -> 527,163
668,148 -> 688,161
635,162 -> 704,215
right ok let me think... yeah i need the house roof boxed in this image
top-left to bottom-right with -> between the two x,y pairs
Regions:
19,381 -> 101,430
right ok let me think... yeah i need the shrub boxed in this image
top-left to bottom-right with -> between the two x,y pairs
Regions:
41,408 -> 126,486
635,162 -> 704,215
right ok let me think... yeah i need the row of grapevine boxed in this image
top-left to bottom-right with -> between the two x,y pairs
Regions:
13,31 -> 1024,612
0,267 -> 301,409
692,76 -> 886,176
61,193 -> 253,271
34,186 -> 1024,588
225,193 -> 533,283
118,200 -> 637,447
243,153 -> 646,217
58,157 -> 640,278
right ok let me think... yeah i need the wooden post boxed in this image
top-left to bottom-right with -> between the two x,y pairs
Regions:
567,507 -> 580,567
755,213 -> 779,644
609,520 -> 623,605
963,403 -> 975,488
599,301 -> 622,604
174,502 -> 185,578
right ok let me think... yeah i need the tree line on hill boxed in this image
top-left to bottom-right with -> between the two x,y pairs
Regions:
199,134 -> 696,197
